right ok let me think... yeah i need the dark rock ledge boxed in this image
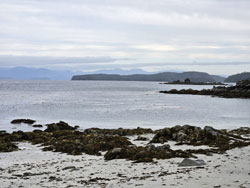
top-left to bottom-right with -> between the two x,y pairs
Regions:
160,79 -> 250,99
1,120 -> 250,163
11,119 -> 36,125
160,80 -> 225,85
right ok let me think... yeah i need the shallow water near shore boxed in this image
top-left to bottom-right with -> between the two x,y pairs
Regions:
0,80 -> 249,132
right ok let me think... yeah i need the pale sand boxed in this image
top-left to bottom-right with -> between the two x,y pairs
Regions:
0,134 -> 250,188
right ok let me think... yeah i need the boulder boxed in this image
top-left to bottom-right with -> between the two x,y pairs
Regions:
178,158 -> 206,167
45,121 -> 76,132
32,124 -> 43,128
146,144 -> 156,151
176,131 -> 187,142
0,138 -> 18,152
204,126 -> 220,140
104,148 -> 129,160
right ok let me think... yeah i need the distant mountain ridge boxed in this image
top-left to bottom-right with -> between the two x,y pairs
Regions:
72,71 -> 224,83
211,75 -> 226,82
0,67 -> 154,80
84,69 -> 150,75
0,67 -> 75,80
0,67 -> 229,82
224,72 -> 250,82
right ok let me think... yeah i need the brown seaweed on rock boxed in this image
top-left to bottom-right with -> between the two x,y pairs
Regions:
150,125 -> 250,153
40,131 -> 133,155
45,121 -> 78,132
1,121 -> 250,163
84,127 -> 154,136
0,134 -> 18,152
104,144 -> 195,163
1,126 -> 133,156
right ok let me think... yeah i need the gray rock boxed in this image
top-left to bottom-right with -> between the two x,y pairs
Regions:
146,144 -> 156,151
157,144 -> 170,150
62,166 -> 76,170
172,125 -> 182,132
178,158 -> 206,167
182,124 -> 192,131
213,185 -> 221,188
135,136 -> 148,141
111,148 -> 122,153
204,126 -> 220,139
176,131 -> 187,142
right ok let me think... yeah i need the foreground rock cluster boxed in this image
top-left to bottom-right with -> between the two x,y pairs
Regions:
1,120 -> 250,163
160,79 -> 250,99
151,125 -> 250,154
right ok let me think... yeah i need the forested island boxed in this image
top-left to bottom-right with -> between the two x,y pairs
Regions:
72,71 -> 250,83
72,71 -> 224,83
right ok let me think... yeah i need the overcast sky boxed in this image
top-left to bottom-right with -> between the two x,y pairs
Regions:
0,0 -> 250,75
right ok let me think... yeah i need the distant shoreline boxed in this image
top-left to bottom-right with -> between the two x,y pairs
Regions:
160,81 -> 225,85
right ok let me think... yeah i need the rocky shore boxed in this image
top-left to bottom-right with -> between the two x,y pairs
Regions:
160,81 -> 225,85
160,79 -> 250,99
2,120 -> 250,162
1,119 -> 250,187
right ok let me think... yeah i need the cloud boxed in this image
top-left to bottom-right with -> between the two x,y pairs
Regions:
0,0 -> 249,74
132,45 -> 177,52
0,55 -> 132,68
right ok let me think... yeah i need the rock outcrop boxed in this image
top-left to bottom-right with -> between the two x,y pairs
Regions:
45,121 -> 77,132
104,144 -> 194,163
1,121 -> 250,163
160,79 -> 250,99
11,119 -> 36,125
84,127 -> 154,136
150,125 -> 250,153
161,81 -> 224,85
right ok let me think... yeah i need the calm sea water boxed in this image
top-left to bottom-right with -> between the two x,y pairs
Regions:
0,80 -> 249,132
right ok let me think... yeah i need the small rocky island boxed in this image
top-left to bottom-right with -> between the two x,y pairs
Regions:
160,79 -> 250,99
160,78 -> 225,85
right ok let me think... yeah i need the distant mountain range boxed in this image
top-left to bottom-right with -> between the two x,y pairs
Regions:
72,71 -> 225,83
0,67 -> 77,80
1,67 -> 248,83
0,67 -> 156,80
84,68 -> 151,75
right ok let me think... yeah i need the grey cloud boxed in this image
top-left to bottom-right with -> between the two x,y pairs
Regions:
0,55 -> 132,67
0,0 -> 249,74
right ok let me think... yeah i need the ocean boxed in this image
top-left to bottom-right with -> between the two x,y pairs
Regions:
0,80 -> 249,132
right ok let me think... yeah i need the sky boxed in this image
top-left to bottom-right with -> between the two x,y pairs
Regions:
0,0 -> 250,75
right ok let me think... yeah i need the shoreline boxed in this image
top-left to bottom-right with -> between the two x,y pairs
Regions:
160,82 -> 225,86
160,79 -> 250,99
0,135 -> 250,187
1,121 -> 250,187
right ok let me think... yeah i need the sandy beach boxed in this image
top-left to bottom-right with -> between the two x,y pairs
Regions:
1,133 -> 250,188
